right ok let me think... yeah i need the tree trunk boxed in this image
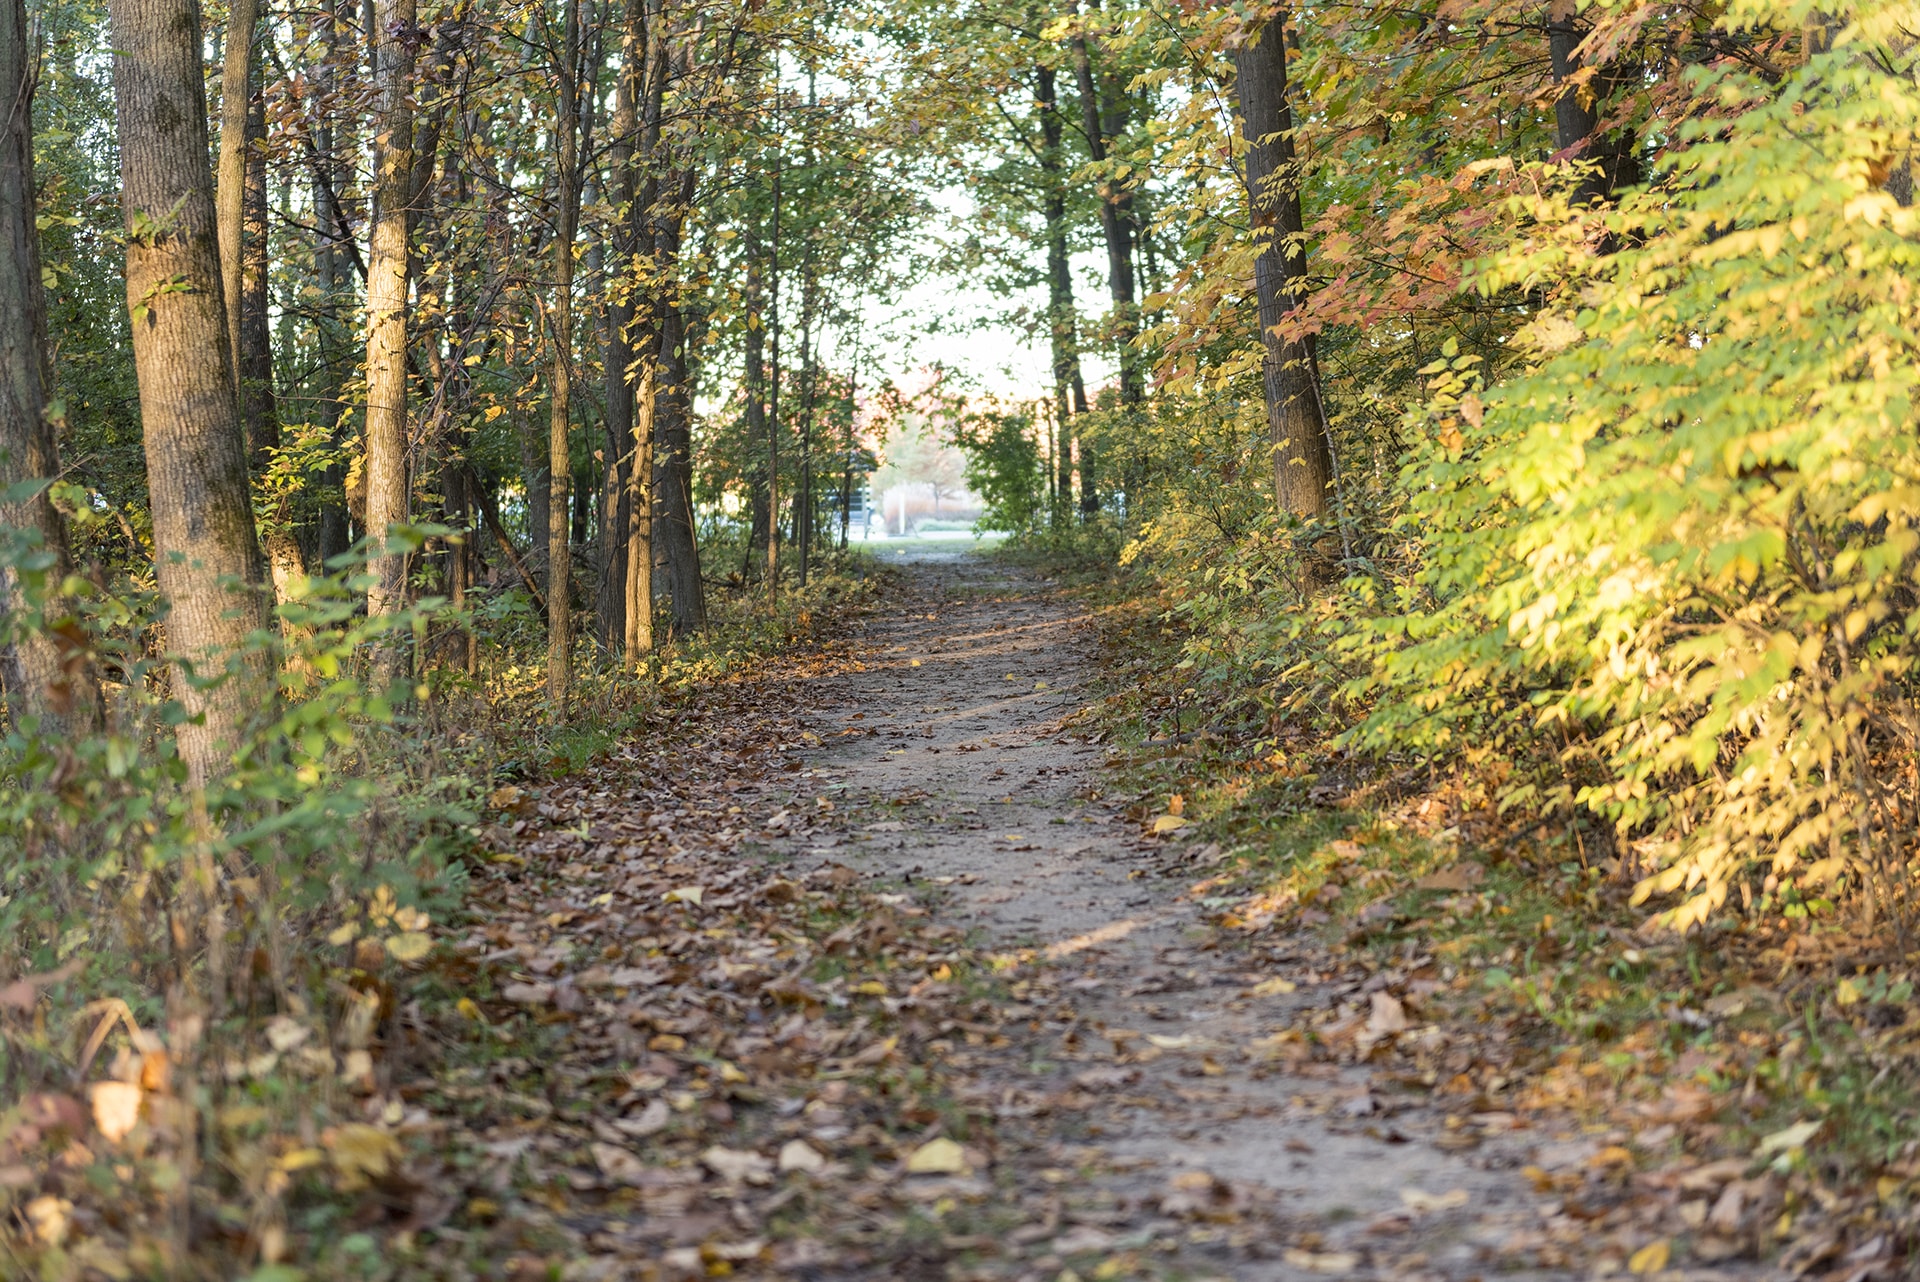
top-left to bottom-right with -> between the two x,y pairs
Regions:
1547,0 -> 1638,212
311,0 -> 354,568
547,0 -> 582,712
1234,13 -> 1332,520
109,0 -> 272,783
240,61 -> 305,602
215,0 -> 260,388
743,241 -> 770,579
364,0 -> 416,640
623,356 -> 655,660
1036,63 -> 1088,520
1,0 -> 100,732
654,277 -> 705,634
1070,7 -> 1141,413
597,0 -> 645,650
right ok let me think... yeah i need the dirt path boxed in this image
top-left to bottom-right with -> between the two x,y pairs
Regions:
750,549 -> 1602,1282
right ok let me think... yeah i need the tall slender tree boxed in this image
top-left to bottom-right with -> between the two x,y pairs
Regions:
109,0 -> 273,783
547,0 -> 583,709
1,0 -> 100,733
364,0 -> 417,638
1234,11 -> 1331,519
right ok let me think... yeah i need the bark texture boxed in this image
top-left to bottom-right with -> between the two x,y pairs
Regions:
364,0 -> 416,629
596,0 -> 644,651
110,0 -> 272,782
1234,14 -> 1333,519
1,0 -> 99,732
214,0 -> 261,385
547,0 -> 582,710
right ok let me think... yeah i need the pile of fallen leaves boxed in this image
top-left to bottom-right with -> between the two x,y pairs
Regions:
382,659 -> 1031,1279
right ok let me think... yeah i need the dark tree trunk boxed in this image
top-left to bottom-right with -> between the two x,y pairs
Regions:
1035,63 -> 1088,520
1070,7 -> 1141,417
546,0 -> 582,712
109,0 -> 273,783
1,0 -> 100,732
1234,12 -> 1333,519
743,241 -> 771,577
1548,0 -> 1639,210
240,67 -> 305,601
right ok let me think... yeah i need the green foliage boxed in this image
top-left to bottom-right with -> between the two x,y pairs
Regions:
951,405 -> 1046,536
1349,6 -> 1920,930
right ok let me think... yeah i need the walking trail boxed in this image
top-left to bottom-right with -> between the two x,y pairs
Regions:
733,548 -> 1594,1280
461,547 -> 1752,1281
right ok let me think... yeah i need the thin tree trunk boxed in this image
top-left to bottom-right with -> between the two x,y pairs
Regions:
364,0 -> 416,645
1036,63 -> 1088,521
597,0 -> 644,650
765,135 -> 781,594
743,238 -> 770,576
547,0 -> 582,711
239,61 -> 305,603
109,0 -> 273,783
1070,6 -> 1140,414
623,357 -> 655,660
653,259 -> 705,632
214,0 -> 259,387
1547,0 -> 1638,214
1,0 -> 100,732
1234,12 -> 1332,519
312,0 -> 354,566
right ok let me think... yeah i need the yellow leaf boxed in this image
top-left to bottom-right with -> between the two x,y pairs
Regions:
1249,977 -> 1297,997
327,922 -> 359,946
905,1137 -> 968,1175
1151,815 -> 1188,834
1836,977 -> 1863,1007
326,1123 -> 399,1189
456,997 -> 483,1021
385,932 -> 432,962
1627,1238 -> 1670,1275
90,1081 -> 142,1143
663,886 -> 704,907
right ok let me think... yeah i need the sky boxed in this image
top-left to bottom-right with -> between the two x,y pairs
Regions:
812,184 -> 1118,407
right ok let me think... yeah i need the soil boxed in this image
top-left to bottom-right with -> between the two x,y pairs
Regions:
739,547 -> 1719,1281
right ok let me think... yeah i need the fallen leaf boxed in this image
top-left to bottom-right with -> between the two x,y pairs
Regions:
701,1145 -> 774,1185
662,886 -> 704,907
1628,1238 -> 1670,1275
905,1137 -> 968,1175
614,1098 -> 670,1138
1399,1187 -> 1470,1213
264,1015 -> 310,1052
1282,1247 -> 1359,1275
1151,814 -> 1188,834
501,982 -> 553,1006
592,1142 -> 647,1186
1365,992 -> 1408,1038
89,1081 -> 142,1143
1248,976 -> 1297,997
385,931 -> 433,962
778,1139 -> 826,1174
1756,1118 -> 1821,1157
325,1123 -> 399,1189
